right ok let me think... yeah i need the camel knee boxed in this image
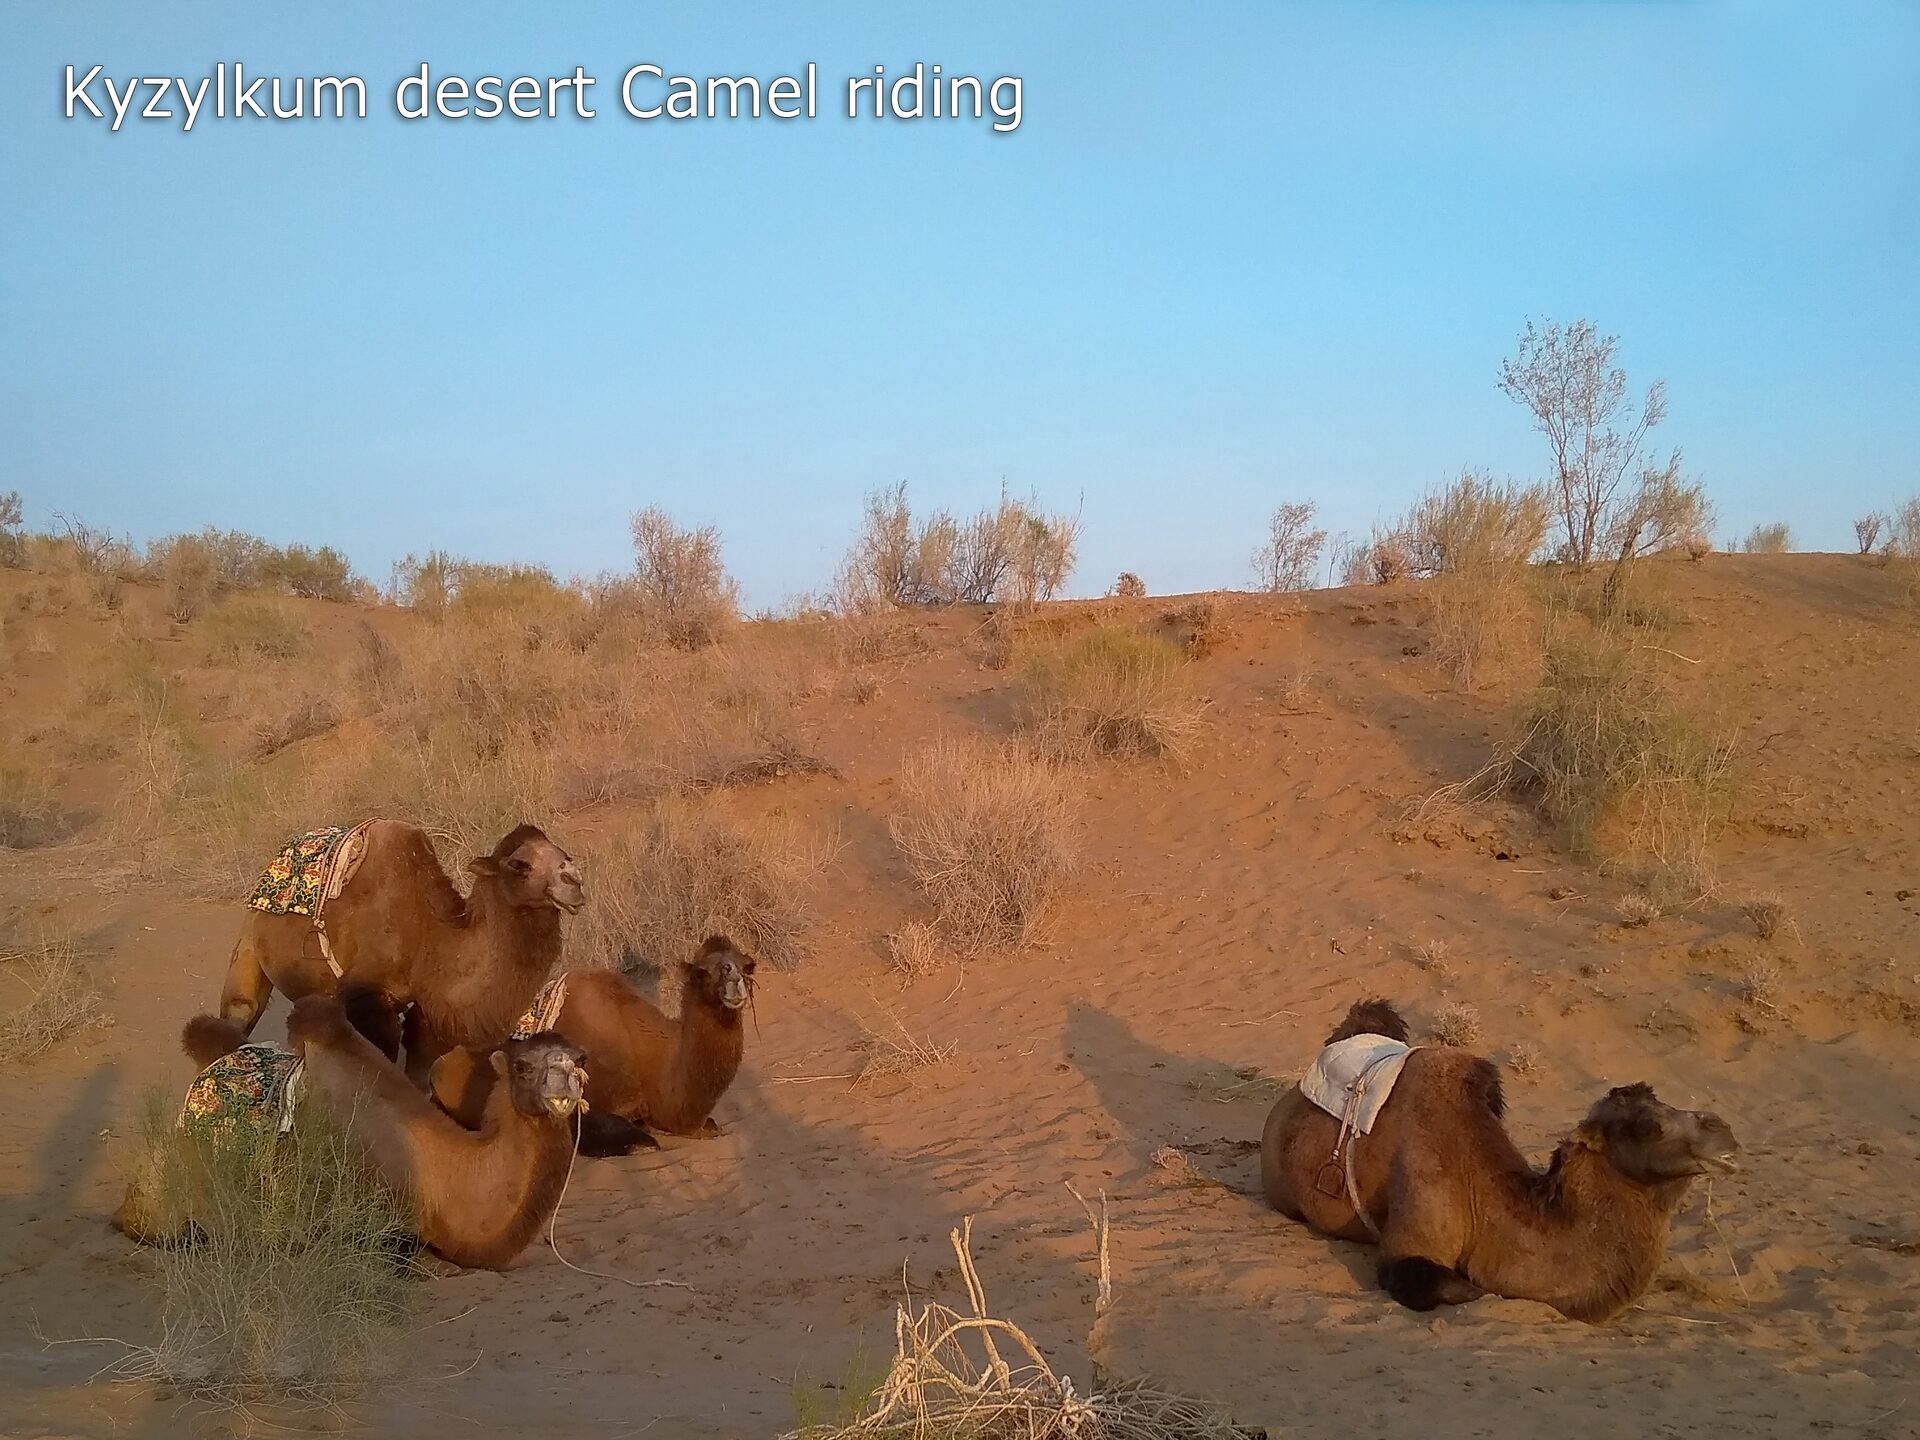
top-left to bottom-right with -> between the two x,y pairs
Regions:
218,941 -> 273,1031
1379,1255 -> 1462,1311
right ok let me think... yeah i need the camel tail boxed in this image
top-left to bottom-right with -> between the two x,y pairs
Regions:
181,1014 -> 248,1068
1463,1055 -> 1506,1120
1325,998 -> 1410,1046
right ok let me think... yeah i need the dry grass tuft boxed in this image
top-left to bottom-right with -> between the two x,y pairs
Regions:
780,1217 -> 1245,1440
1741,523 -> 1792,555
1505,1041 -> 1544,1077
886,921 -> 948,979
0,753 -> 74,849
890,736 -> 1079,956
571,796 -> 837,973
112,1091 -> 418,1407
1616,892 -> 1661,928
1739,956 -> 1784,1014
200,597 -> 310,664
249,691 -> 341,759
1017,627 -> 1205,763
853,1019 -> 956,1090
1,934 -> 109,1061
1740,892 -> 1795,942
1429,1002 -> 1482,1049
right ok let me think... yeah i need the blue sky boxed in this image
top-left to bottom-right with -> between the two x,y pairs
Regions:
3,2 -> 1916,604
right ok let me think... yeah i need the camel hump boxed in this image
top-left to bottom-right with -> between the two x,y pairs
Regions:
1324,997 -> 1409,1046
1462,1053 -> 1505,1120
181,1014 -> 248,1068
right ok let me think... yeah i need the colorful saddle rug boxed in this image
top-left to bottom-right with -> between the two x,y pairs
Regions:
246,823 -> 371,918
178,1043 -> 305,1143
512,976 -> 571,1040
1299,1034 -> 1414,1136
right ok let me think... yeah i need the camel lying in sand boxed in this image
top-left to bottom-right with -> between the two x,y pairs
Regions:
201,820 -> 583,1079
117,994 -> 588,1271
430,935 -> 753,1156
1262,999 -> 1740,1322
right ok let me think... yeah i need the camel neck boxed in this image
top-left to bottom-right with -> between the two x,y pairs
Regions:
659,996 -> 744,1131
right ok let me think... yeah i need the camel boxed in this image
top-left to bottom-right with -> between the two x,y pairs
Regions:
429,935 -> 754,1156
118,992 -> 589,1272
201,820 -> 584,1080
1261,998 -> 1740,1323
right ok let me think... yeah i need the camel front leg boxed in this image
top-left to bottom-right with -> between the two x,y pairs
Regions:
218,933 -> 275,1033
1376,1171 -> 1482,1310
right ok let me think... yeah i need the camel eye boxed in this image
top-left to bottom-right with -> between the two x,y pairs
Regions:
507,857 -> 532,875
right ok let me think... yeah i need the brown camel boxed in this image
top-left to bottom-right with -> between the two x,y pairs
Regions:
1261,998 -> 1740,1322
118,993 -> 589,1272
201,821 -> 583,1079
430,935 -> 754,1156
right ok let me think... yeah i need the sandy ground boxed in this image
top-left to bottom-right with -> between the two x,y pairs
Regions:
3,554 -> 1919,1439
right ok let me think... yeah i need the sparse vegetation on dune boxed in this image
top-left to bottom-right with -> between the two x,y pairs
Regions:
890,736 -> 1079,957
1741,522 -> 1792,555
1405,472 -> 1551,690
1016,626 -> 1205,762
836,481 -> 1081,612
115,1092 -> 418,1407
1251,500 -> 1327,593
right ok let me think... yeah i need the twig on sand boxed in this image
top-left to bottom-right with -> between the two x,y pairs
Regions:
1702,1180 -> 1750,1307
1064,1182 -> 1112,1317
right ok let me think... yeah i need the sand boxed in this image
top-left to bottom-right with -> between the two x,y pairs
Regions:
2,553 -> 1917,1438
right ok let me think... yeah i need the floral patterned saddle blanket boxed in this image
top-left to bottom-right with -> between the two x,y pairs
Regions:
245,823 -> 373,976
177,1043 -> 305,1143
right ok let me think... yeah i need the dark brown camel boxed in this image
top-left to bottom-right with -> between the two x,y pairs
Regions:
195,821 -> 583,1080
1261,998 -> 1740,1322
430,935 -> 753,1156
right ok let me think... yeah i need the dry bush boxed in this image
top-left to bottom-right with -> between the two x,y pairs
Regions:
1741,522 -> 1792,554
836,668 -> 882,705
0,753 -> 71,849
1616,892 -> 1660,928
1889,497 -> 1920,599
838,483 -> 1079,610
570,796 -> 836,973
1344,527 -> 1412,585
886,921 -> 947,978
262,543 -> 356,601
890,736 -> 1079,955
1110,571 -> 1147,599
1398,473 -> 1550,690
1683,532 -> 1714,561
157,537 -> 218,622
1429,1001 -> 1482,1048
0,490 -> 24,569
389,549 -> 455,617
1,934 -> 109,1061
1157,599 -> 1226,660
1410,938 -> 1455,982
629,506 -> 741,649
1509,632 -> 1734,895
1250,501 -> 1327,593
1739,956 -> 1783,1013
1855,513 -> 1887,555
250,691 -> 342,759
1505,1041 -> 1544,1077
853,1018 -> 956,1090
1741,892 -> 1795,942
200,597 -> 311,664
1016,627 -> 1204,763
116,1092 -> 417,1406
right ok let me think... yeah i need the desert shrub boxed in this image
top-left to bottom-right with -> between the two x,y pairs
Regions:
1345,527 -> 1412,585
570,796 -> 836,973
630,506 -> 740,649
159,539 -> 218,622
1016,627 -> 1204,761
0,490 -> 25,568
0,754 -> 71,848
1741,892 -> 1795,942
1406,473 -> 1551,690
838,484 -> 1079,609
1110,571 -> 1147,598
1429,1002 -> 1482,1048
1683,532 -> 1714,561
0,934 -> 108,1061
1251,501 -> 1328,593
1741,522 -> 1792,554
1888,497 -> 1920,598
261,543 -> 356,601
890,736 -> 1078,954
201,597 -> 310,663
1509,632 -> 1733,894
390,549 -> 456,617
1855,513 -> 1887,555
250,691 -> 341,758
119,1093 -> 417,1404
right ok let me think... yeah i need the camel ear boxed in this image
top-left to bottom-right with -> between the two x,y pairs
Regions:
490,1050 -> 509,1077
468,856 -> 501,877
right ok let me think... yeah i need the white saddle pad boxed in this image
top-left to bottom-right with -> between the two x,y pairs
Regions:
1300,1034 -> 1413,1135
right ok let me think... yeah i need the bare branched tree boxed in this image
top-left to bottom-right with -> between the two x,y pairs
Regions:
1251,501 -> 1328,592
1499,319 -> 1670,567
1854,513 -> 1887,555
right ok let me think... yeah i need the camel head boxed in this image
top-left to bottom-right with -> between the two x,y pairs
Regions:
1579,1082 -> 1740,1184
683,935 -> 757,1012
469,824 -> 585,914
494,1034 -> 589,1120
